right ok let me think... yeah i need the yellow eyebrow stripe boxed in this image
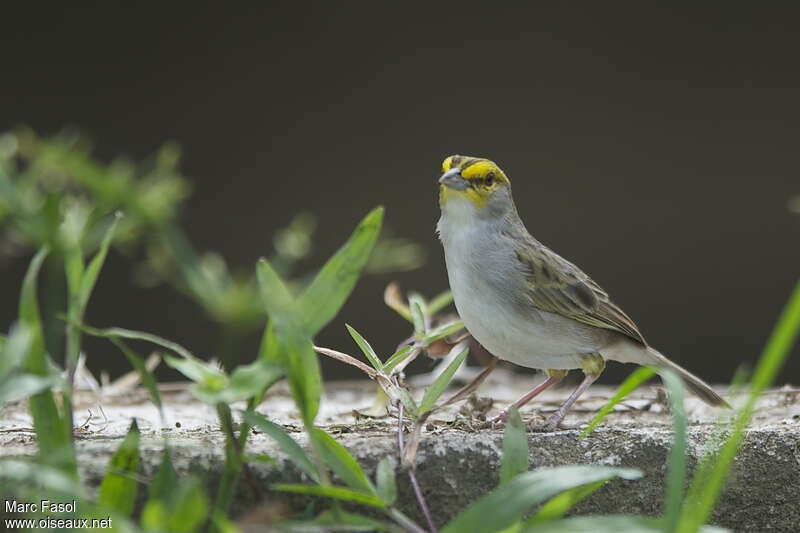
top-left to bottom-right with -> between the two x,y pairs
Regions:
461,160 -> 494,180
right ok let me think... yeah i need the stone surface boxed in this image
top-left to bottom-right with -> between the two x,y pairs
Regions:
2,370 -> 799,532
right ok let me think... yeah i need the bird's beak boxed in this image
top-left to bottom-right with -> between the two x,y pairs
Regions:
439,168 -> 468,190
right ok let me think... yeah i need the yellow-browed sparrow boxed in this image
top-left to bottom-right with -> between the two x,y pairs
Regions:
436,155 -> 729,428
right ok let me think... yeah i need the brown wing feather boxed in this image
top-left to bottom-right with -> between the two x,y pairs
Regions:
515,244 -> 646,346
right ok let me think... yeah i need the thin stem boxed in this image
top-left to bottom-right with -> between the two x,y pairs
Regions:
213,403 -> 261,526
397,401 -> 405,451
314,345 -> 377,378
409,467 -> 436,533
397,402 -> 436,533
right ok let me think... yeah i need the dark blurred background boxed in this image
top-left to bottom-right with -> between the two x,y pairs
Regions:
1,3 -> 798,385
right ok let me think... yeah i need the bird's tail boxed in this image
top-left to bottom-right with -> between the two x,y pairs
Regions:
643,347 -> 731,408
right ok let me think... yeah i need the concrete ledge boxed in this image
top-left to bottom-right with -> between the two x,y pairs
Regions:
2,375 -> 799,531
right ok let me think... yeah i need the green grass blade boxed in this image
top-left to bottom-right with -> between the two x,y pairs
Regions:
78,211 -> 120,309
382,345 -> 415,374
524,481 -> 606,526
61,201 -> 88,303
98,419 -> 141,515
419,347 -> 469,414
224,359 -> 284,403
581,366 -> 656,437
19,247 -> 49,370
245,411 -> 320,483
299,207 -> 384,335
375,457 -> 397,505
409,297 -> 426,337
167,480 -> 209,533
80,324 -> 199,361
0,374 -> 58,404
162,354 -> 225,384
661,370 -> 687,532
148,446 -> 178,503
346,324 -> 383,371
304,509 -> 390,531
257,258 -> 320,424
499,407 -> 528,485
64,213 -> 119,435
142,477 -> 209,533
526,518 -> 729,533
422,319 -> 465,345
0,323 -> 32,379
520,515 -> 664,532
309,426 -> 376,495
109,338 -> 163,416
273,483 -> 386,507
678,281 -> 800,533
441,466 -> 642,533
19,247 -> 75,475
427,290 -> 454,315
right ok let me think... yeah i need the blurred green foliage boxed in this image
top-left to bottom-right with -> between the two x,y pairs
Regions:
0,128 -> 423,367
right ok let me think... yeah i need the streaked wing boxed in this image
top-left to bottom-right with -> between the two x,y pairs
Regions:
514,243 -> 646,345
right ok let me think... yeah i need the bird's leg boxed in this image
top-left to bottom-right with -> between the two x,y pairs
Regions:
491,369 -> 568,424
545,354 -> 605,429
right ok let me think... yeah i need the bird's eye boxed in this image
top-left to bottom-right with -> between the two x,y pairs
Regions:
485,173 -> 495,187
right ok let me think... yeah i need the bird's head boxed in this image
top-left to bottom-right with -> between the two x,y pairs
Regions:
438,155 -> 513,217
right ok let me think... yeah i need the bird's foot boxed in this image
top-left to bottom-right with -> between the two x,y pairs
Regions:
489,410 -> 509,425
524,412 -> 582,432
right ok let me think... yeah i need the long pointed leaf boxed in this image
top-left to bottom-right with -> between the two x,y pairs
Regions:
422,320 -> 464,345
78,211 -> 120,309
274,483 -> 385,507
581,366 -> 656,437
375,457 -> 397,505
309,427 -> 376,495
346,324 -> 383,371
98,420 -> 141,515
524,480 -> 605,526
520,515 -> 664,533
0,374 -> 58,404
678,281 -> 800,532
245,411 -> 320,483
409,297 -> 425,337
257,258 -> 320,424
300,207 -> 383,335
441,466 -> 642,533
19,248 -> 49,373
80,324 -> 198,361
19,247 -> 75,475
382,345 -> 415,374
0,323 -> 32,379
419,347 -> 469,414
428,290 -> 454,315
661,370 -> 687,532
148,446 -> 179,502
499,407 -> 528,485
109,338 -> 163,416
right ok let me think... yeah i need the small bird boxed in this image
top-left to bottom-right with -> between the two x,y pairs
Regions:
436,155 -> 729,428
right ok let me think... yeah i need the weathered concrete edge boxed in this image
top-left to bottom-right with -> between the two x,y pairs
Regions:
15,424 -> 792,532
